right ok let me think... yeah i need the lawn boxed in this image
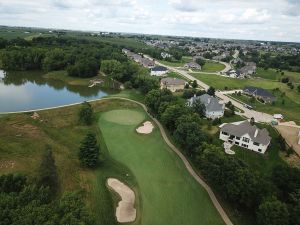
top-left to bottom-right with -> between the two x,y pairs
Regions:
159,56 -> 192,67
228,92 -> 300,124
166,71 -> 190,81
190,73 -> 300,104
233,125 -> 286,176
255,67 -> 300,84
98,106 -> 225,225
201,61 -> 225,72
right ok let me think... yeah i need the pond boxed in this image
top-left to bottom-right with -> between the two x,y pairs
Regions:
0,70 -> 110,113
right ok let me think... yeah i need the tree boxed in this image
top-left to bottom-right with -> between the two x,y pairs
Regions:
43,48 -> 66,71
37,145 -> 58,195
195,58 -> 206,67
161,104 -> 189,132
257,197 -> 289,225
145,89 -> 173,115
100,59 -> 122,78
192,98 -> 206,117
297,85 -> 300,93
276,134 -> 286,152
289,189 -> 300,225
78,133 -> 100,168
207,86 -> 215,96
250,117 -> 255,126
79,102 -> 93,125
191,80 -> 198,88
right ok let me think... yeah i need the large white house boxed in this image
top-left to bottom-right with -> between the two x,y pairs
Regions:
219,121 -> 271,154
188,94 -> 225,119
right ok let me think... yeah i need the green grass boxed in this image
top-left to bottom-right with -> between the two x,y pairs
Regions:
202,61 -> 225,72
255,68 -> 300,83
229,92 -> 300,124
233,125 -> 286,175
190,73 -> 300,104
98,107 -> 225,225
159,56 -> 192,67
43,70 -> 92,86
166,71 -> 190,81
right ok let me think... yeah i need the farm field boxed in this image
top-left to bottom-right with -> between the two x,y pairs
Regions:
228,92 -> 300,124
201,61 -> 225,72
159,56 -> 192,67
98,106 -> 225,225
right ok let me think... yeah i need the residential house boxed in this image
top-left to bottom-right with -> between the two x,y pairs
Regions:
160,77 -> 186,92
238,62 -> 257,76
219,120 -> 271,154
184,62 -> 201,70
243,86 -> 276,103
161,52 -> 172,59
140,58 -> 155,68
151,66 -> 168,76
188,94 -> 225,119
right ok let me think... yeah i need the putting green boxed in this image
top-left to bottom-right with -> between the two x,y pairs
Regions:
101,109 -> 145,125
99,108 -> 224,225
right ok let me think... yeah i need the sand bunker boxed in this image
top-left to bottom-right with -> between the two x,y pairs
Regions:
136,121 -> 154,134
107,178 -> 136,223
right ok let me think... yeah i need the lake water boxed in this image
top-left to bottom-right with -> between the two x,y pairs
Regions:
0,70 -> 109,112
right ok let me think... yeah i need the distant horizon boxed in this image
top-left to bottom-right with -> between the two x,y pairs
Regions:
0,0 -> 299,43
1,24 -> 300,45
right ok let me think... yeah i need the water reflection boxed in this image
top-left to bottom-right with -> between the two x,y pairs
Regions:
0,70 -> 111,112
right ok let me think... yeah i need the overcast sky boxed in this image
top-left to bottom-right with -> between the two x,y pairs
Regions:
0,0 -> 299,42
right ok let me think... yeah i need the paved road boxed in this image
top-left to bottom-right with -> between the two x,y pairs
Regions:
152,57 -> 274,123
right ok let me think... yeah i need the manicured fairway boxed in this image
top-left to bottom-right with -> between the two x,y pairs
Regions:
98,108 -> 224,225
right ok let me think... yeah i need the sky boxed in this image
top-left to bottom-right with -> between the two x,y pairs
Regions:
0,0 -> 300,42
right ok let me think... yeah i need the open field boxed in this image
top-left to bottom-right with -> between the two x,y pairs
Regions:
99,107 -> 224,225
190,73 -> 300,104
228,92 -> 300,124
202,61 -> 225,72
255,68 -> 300,83
159,56 -> 192,67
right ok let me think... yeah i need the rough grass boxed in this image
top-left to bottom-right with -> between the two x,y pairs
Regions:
99,108 -> 225,225
0,100 -> 141,225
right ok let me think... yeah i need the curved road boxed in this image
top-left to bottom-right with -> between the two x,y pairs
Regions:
2,96 -> 233,225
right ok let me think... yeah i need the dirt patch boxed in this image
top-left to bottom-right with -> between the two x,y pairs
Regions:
107,178 -> 136,223
276,125 -> 300,156
136,121 -> 154,134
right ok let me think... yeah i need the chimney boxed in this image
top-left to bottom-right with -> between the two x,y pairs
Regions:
254,129 -> 258,138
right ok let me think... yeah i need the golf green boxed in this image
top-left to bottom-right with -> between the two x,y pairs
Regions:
98,108 -> 224,225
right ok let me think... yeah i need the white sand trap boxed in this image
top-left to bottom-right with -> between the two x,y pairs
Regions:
136,121 -> 154,134
107,178 -> 136,223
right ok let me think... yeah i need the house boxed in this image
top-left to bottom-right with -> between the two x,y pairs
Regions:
184,62 -> 201,70
161,52 -> 172,59
219,120 -> 271,154
140,58 -> 155,68
151,66 -> 168,76
160,77 -> 186,92
243,86 -> 276,103
238,62 -> 257,76
273,114 -> 284,120
188,94 -> 225,119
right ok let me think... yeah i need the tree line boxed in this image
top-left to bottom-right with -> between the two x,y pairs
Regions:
145,88 -> 300,225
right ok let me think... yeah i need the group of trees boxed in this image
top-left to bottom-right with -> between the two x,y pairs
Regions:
145,87 -> 300,225
0,145 -> 94,225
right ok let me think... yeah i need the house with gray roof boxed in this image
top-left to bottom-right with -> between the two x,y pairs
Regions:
184,62 -> 201,70
188,94 -> 225,119
243,86 -> 276,103
219,120 -> 271,154
160,77 -> 186,92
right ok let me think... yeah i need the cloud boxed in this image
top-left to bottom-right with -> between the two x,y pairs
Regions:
239,8 -> 271,24
168,0 -> 200,12
283,0 -> 300,16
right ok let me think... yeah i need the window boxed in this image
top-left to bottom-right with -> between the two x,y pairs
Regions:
236,137 -> 241,140
242,144 -> 248,148
242,137 -> 250,143
258,149 -> 262,152
254,142 -> 259,146
222,131 -> 228,136
235,142 -> 240,145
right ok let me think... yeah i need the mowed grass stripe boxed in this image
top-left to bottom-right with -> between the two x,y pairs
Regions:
98,108 -> 224,225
